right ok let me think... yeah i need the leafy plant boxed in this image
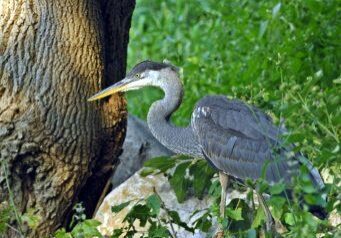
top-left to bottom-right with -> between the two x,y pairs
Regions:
0,202 -> 11,234
53,203 -> 102,238
109,193 -> 193,238
54,219 -> 103,238
142,156 -> 215,202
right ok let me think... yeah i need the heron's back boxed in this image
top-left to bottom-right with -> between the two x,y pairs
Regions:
191,95 -> 324,188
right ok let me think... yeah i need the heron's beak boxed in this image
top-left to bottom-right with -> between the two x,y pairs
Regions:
88,77 -> 133,101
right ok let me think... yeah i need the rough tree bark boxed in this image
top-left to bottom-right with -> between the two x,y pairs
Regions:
0,0 -> 135,237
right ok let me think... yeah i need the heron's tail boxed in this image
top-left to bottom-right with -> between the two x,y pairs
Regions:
296,154 -> 328,219
308,204 -> 328,220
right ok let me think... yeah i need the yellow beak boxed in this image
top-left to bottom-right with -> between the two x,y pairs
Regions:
88,78 -> 131,101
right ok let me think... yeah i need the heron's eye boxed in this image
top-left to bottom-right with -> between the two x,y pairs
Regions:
135,73 -> 141,79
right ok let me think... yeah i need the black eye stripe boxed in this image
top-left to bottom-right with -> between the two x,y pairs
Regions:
127,60 -> 176,78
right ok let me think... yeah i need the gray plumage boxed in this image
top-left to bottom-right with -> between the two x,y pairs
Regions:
191,96 -> 323,187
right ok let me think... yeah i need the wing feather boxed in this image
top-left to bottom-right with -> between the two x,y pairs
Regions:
191,95 -> 299,183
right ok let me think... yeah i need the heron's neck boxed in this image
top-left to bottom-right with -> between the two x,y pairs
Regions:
147,76 -> 202,157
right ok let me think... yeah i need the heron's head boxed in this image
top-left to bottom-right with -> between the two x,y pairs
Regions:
88,60 -> 179,101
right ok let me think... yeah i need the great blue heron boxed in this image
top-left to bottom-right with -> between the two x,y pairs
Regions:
89,60 -> 325,235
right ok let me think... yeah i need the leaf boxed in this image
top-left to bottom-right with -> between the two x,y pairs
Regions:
258,20 -> 268,38
124,204 -> 150,227
272,2 -> 281,18
140,167 -> 155,177
302,211 -> 319,227
143,156 -> 176,173
268,196 -> 286,219
284,212 -> 295,226
225,207 -> 243,221
225,199 -> 252,232
169,162 -> 191,202
111,201 -> 130,214
269,182 -> 286,195
174,154 -> 193,161
54,228 -> 72,238
301,183 -> 317,194
21,208 -> 41,230
168,210 -> 194,232
193,212 -> 212,232
0,204 -> 11,234
269,196 -> 286,208
71,219 -> 102,238
111,228 -> 124,238
148,223 -> 170,238
190,160 -> 215,198
251,207 -> 265,228
246,228 -> 257,238
208,180 -> 221,198
146,194 -> 161,216
255,179 -> 269,194
286,132 -> 305,143
304,194 -> 326,206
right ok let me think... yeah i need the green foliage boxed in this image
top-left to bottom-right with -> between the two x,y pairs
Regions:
71,220 -> 103,238
190,160 -> 216,199
269,182 -> 286,195
146,194 -> 162,216
111,201 -> 131,213
169,161 -> 191,202
0,202 -> 11,234
0,202 -> 41,236
142,156 -> 177,175
192,211 -> 212,232
54,219 -> 102,238
21,208 -> 41,230
143,156 -> 216,202
225,207 -> 243,222
252,207 -> 266,229
138,150 -> 337,236
224,199 -> 253,234
54,203 -> 102,238
54,229 -> 73,238
109,193 -> 192,237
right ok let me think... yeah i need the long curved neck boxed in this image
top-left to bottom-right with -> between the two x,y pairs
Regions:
147,75 -> 202,158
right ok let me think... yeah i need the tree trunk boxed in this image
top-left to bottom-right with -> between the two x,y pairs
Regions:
0,0 -> 134,237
